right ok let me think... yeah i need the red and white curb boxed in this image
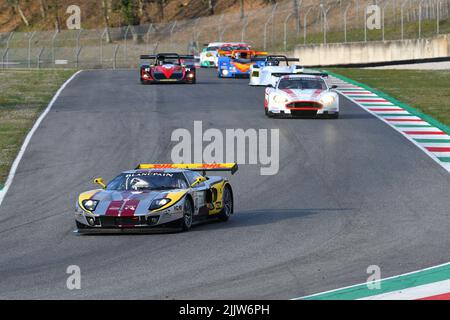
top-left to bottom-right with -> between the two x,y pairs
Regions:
327,76 -> 450,173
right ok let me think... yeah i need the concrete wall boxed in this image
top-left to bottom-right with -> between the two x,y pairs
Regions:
294,35 -> 450,67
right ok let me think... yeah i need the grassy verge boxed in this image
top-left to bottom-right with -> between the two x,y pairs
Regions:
327,68 -> 450,128
0,69 -> 76,187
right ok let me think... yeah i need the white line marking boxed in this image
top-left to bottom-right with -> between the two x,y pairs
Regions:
0,70 -> 83,207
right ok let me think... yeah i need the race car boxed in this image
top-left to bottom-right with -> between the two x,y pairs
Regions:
218,49 -> 268,78
249,55 -> 303,87
200,42 -> 225,68
265,73 -> 339,118
75,163 -> 237,233
140,53 -> 196,84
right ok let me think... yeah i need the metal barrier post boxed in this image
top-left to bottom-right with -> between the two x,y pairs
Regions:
28,31 -> 36,69
344,3 -> 352,42
303,7 -> 313,45
37,47 -> 44,69
75,46 -> 82,68
51,30 -> 58,65
124,26 -> 130,64
284,12 -> 294,51
113,44 -> 120,70
2,48 -> 9,70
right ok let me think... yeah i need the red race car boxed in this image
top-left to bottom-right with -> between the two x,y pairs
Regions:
140,53 -> 196,84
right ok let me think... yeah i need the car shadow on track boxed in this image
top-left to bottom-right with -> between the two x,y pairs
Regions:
191,207 -> 355,232
74,208 -> 354,236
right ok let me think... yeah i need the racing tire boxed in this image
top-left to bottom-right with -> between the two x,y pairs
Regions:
218,186 -> 233,222
265,109 -> 275,118
76,220 -> 88,230
329,112 -> 339,119
180,197 -> 194,231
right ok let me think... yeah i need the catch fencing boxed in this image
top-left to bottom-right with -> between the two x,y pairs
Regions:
0,0 -> 449,69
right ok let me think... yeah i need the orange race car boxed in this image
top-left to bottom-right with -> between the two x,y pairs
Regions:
217,49 -> 268,78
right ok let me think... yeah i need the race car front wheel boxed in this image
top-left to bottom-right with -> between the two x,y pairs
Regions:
180,198 -> 194,231
218,186 -> 233,222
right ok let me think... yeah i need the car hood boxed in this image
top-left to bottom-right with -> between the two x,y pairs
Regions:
278,89 -> 325,101
80,189 -> 186,216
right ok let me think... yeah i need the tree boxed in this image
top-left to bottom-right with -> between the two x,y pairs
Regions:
7,0 -> 30,27
205,0 -> 215,15
39,0 -> 48,18
120,0 -> 139,26
101,0 -> 112,43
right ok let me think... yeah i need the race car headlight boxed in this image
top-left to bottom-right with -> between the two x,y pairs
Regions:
82,199 -> 99,212
149,198 -> 171,211
222,69 -> 229,76
320,95 -> 336,106
273,95 -> 289,104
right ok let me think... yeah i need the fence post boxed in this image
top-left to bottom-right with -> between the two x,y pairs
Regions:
217,14 -> 224,39
401,0 -> 409,40
419,0 -> 424,38
263,5 -> 278,50
124,25 -> 130,65
28,31 -> 36,69
241,16 -> 249,42
284,12 -> 294,51
344,3 -> 352,42
270,3 -> 278,47
75,46 -> 82,68
437,0 -> 441,34
146,24 -> 155,53
51,30 -> 58,65
2,48 -> 9,70
303,7 -> 313,45
37,47 -> 44,69
169,21 -> 177,51
113,44 -> 120,70
4,32 -> 14,69
364,5 -> 368,42
100,28 -> 107,67
320,4 -> 331,44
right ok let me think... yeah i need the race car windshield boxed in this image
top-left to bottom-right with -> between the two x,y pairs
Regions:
278,79 -> 327,90
106,172 -> 188,191
221,46 -> 249,51
207,47 -> 219,51
158,57 -> 180,65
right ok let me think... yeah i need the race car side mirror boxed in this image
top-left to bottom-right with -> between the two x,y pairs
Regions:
191,176 -> 207,188
331,85 -> 338,89
267,84 -> 274,88
94,178 -> 106,189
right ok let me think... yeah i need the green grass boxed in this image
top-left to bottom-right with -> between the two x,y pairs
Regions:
0,69 -> 76,187
327,68 -> 450,128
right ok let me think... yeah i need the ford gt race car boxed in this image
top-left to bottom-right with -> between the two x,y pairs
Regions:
218,49 -> 268,78
140,53 -> 196,84
265,73 -> 339,118
75,164 -> 237,233
249,55 -> 303,87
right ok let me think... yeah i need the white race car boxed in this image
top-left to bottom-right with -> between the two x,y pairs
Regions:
250,55 -> 303,87
200,42 -> 225,68
265,73 -> 339,118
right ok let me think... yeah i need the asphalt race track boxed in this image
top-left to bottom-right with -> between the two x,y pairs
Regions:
0,69 -> 449,299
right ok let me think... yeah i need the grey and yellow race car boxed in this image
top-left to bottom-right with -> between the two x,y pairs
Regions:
75,164 -> 237,233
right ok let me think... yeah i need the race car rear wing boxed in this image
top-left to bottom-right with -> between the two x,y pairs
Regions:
252,55 -> 300,62
140,54 -> 195,60
271,71 -> 329,78
136,163 -> 239,175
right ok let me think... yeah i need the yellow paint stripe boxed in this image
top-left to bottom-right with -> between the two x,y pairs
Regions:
78,189 -> 101,212
151,190 -> 187,212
